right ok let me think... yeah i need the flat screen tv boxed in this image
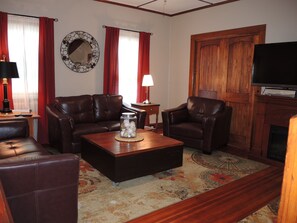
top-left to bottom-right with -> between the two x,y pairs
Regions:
252,41 -> 297,89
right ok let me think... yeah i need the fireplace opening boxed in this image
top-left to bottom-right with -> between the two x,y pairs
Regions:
267,125 -> 288,162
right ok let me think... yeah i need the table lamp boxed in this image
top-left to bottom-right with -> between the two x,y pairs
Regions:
142,74 -> 154,104
0,61 -> 19,113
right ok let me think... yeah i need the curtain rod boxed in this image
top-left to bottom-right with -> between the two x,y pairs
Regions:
7,12 -> 58,22
102,25 -> 152,35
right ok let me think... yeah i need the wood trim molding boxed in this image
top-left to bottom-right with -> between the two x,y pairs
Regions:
278,115 -> 297,222
190,24 -> 266,41
94,0 -> 240,17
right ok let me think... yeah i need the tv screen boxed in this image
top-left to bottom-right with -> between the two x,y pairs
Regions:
252,41 -> 297,89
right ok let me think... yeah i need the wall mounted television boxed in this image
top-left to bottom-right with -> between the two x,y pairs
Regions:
252,41 -> 297,89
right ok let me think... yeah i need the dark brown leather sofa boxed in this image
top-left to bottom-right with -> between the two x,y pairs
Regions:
46,94 -> 147,153
162,96 -> 232,154
0,119 -> 79,223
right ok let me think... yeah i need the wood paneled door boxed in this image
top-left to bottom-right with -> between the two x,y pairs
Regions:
189,25 -> 266,151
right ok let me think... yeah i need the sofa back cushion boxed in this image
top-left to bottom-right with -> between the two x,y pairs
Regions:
187,96 -> 225,122
93,94 -> 123,121
55,95 -> 94,124
0,120 -> 29,140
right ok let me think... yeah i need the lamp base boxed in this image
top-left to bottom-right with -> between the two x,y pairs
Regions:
1,98 -> 12,113
143,99 -> 151,104
0,109 -> 12,113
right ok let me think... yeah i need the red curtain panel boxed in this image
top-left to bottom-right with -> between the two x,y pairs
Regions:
0,11 -> 14,110
103,26 -> 119,94
38,17 -> 55,144
137,32 -> 150,103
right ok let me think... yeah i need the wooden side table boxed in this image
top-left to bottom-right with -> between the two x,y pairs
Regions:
131,103 -> 160,130
0,112 -> 40,137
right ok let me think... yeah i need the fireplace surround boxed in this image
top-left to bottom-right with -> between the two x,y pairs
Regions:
251,94 -> 297,161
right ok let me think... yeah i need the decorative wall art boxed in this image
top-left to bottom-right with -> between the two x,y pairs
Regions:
60,31 -> 100,73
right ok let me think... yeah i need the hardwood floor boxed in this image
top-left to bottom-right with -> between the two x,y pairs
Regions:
128,166 -> 283,223
139,126 -> 284,222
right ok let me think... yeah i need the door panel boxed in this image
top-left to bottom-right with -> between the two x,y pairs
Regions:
226,37 -> 254,94
225,36 -> 255,149
228,101 -> 252,149
198,40 -> 223,96
189,25 -> 265,151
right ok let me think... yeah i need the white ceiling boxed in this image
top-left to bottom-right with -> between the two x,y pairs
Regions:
96,0 -> 239,16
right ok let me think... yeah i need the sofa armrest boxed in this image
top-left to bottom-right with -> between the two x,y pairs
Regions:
0,119 -> 29,140
162,103 -> 188,136
202,106 -> 233,153
46,104 -> 74,153
122,103 -> 147,129
0,154 -> 80,223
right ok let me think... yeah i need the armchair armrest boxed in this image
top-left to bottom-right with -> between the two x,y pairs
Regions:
46,104 -> 74,153
0,154 -> 79,223
202,106 -> 232,153
122,103 -> 147,129
162,103 -> 188,136
0,119 -> 29,140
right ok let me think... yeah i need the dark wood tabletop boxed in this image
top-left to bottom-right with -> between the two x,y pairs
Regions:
81,129 -> 183,157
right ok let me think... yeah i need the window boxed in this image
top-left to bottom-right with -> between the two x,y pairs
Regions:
7,15 -> 39,112
118,30 -> 139,104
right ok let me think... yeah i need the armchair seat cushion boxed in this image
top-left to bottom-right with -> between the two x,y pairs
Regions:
170,122 -> 203,139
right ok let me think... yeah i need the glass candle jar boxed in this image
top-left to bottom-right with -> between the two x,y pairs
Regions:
120,112 -> 137,138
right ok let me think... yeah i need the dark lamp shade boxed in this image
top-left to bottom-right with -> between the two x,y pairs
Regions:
0,62 -> 19,79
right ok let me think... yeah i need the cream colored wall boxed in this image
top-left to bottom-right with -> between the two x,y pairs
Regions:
1,0 -> 171,113
168,0 -> 297,108
1,0 -> 297,118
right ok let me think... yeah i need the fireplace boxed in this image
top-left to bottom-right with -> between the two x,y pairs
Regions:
251,94 -> 297,160
267,125 -> 288,162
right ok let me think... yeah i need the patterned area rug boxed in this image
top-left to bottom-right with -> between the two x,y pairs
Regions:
78,148 -> 278,222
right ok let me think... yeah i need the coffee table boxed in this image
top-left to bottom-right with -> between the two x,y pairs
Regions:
81,129 -> 184,183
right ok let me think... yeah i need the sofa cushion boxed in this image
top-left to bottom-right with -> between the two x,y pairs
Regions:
55,95 -> 95,124
93,94 -> 123,122
0,120 -> 28,140
97,121 -> 121,131
0,138 -> 48,159
187,97 -> 225,122
72,123 -> 109,143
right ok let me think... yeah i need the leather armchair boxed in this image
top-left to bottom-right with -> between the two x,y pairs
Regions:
0,119 -> 79,223
162,96 -> 232,154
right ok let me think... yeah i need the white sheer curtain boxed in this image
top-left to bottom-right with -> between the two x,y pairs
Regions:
7,15 -> 39,113
118,30 -> 139,104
